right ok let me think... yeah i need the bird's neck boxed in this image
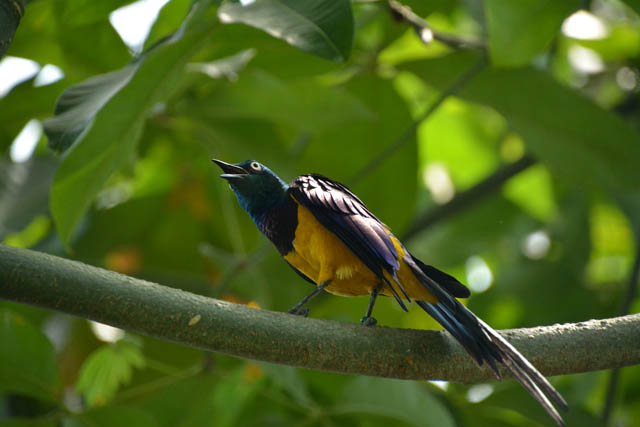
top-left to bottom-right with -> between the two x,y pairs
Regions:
253,191 -> 297,255
237,185 -> 289,225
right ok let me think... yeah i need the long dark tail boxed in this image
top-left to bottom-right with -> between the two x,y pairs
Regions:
406,255 -> 568,426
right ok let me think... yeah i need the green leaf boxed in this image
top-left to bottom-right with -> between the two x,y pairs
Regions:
0,309 -> 59,401
621,0 -> 640,16
0,78 -> 67,151
503,163 -> 557,222
402,52 -> 640,193
202,69 -> 373,130
145,0 -> 193,49
210,367 -> 263,427
146,368 -> 262,427
485,0 -> 579,67
419,97 -> 503,189
333,377 -> 454,427
260,363 -> 313,408
0,156 -> 57,240
137,375 -> 218,427
188,49 -> 257,81
43,63 -> 139,153
63,406 -> 157,427
217,0 -> 353,62
76,342 -> 146,406
44,1 -> 217,246
54,0 -> 133,27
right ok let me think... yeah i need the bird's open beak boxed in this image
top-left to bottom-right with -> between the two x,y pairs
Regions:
212,159 -> 249,182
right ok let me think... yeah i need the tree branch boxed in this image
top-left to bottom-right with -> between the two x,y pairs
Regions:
387,0 -> 486,51
1,244 -> 639,383
0,0 -> 25,59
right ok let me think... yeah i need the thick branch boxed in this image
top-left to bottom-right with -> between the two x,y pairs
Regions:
1,244 -> 639,383
0,0 -> 25,59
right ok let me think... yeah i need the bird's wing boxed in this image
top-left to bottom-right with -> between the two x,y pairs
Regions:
289,174 -> 409,305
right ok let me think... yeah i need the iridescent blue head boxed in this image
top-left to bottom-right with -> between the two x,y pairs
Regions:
212,159 -> 289,221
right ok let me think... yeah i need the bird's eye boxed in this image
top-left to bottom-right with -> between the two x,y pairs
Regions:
250,162 -> 262,171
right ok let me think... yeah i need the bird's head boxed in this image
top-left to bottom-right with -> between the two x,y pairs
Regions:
212,159 -> 289,218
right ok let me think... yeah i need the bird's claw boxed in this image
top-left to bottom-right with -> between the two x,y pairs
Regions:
288,308 -> 310,317
360,316 -> 377,327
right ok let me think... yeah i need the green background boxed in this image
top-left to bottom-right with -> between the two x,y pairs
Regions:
1,0 -> 640,425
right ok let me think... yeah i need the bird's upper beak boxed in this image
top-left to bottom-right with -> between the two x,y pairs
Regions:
212,159 -> 249,182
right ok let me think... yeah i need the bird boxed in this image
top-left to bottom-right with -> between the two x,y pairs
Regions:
212,158 -> 568,426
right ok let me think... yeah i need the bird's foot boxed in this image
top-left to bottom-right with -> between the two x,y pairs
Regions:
287,307 -> 310,317
360,316 -> 377,327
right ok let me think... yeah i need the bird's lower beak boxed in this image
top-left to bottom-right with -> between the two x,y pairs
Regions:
212,159 -> 248,181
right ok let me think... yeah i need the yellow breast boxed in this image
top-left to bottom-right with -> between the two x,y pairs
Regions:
284,196 -> 438,303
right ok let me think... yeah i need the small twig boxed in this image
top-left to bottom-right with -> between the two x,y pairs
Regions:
349,55 -> 487,186
601,241 -> 640,425
402,154 -> 537,241
387,0 -> 486,50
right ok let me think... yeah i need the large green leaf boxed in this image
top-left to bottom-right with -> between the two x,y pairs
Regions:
333,377 -> 454,427
0,309 -> 59,402
44,1 -> 217,246
485,0 -> 578,67
43,63 -> 139,153
402,52 -> 640,192
193,69 -> 373,132
217,0 -> 353,62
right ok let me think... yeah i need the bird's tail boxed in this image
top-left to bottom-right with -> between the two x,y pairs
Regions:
405,255 -> 568,426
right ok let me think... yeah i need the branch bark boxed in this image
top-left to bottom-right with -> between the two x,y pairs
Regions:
0,0 -> 25,59
1,244 -> 639,383
387,0 -> 486,51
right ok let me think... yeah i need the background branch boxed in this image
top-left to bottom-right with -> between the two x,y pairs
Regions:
387,0 -> 486,50
1,244 -> 639,383
0,0 -> 25,59
403,154 -> 537,241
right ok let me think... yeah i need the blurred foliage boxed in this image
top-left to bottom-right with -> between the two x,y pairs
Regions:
1,0 -> 640,426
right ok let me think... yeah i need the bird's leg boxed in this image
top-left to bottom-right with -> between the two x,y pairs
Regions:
287,280 -> 330,317
360,284 -> 382,326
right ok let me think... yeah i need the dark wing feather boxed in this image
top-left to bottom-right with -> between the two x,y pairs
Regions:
290,175 -> 399,273
289,175 -> 408,306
